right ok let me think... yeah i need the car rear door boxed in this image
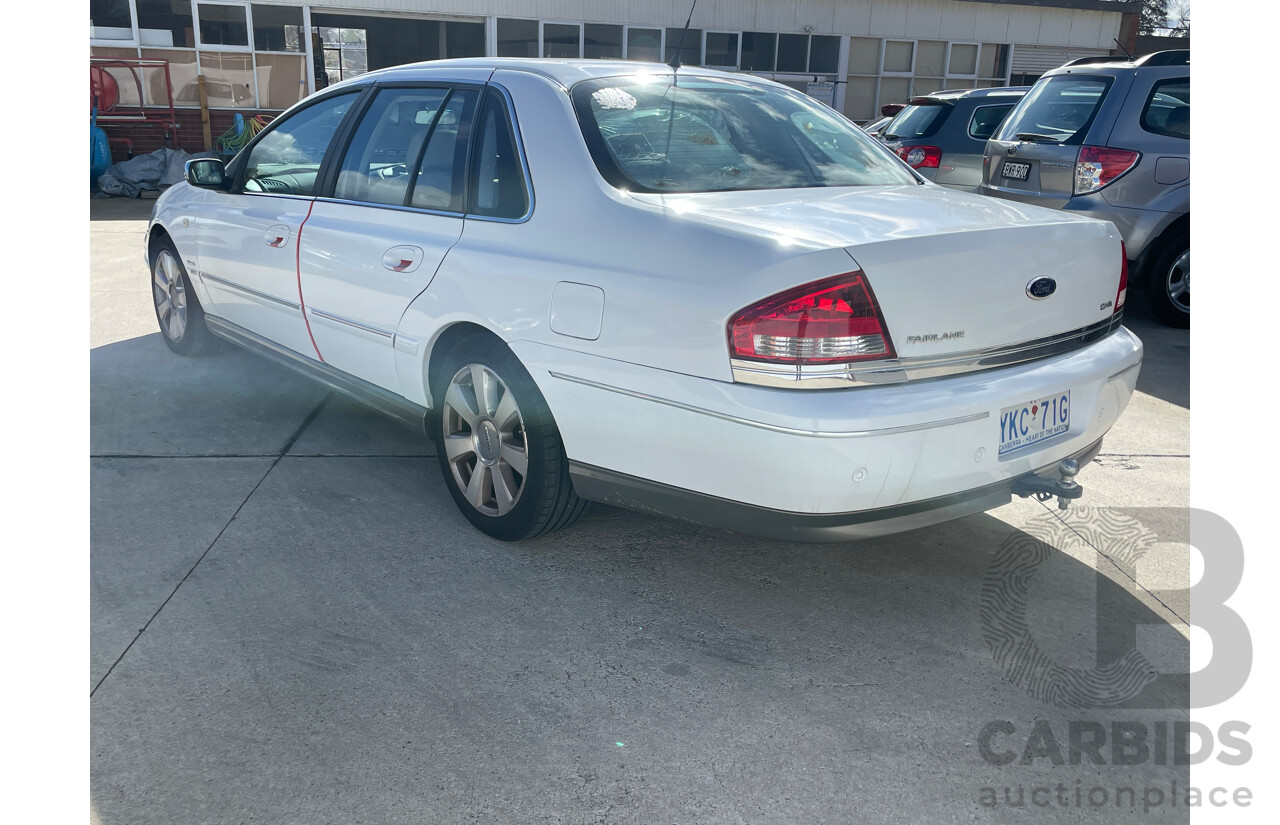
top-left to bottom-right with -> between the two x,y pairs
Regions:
191,89 -> 365,358
981,72 -> 1131,208
298,79 -> 485,392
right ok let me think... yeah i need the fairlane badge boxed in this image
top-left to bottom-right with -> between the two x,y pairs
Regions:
906,331 -> 966,344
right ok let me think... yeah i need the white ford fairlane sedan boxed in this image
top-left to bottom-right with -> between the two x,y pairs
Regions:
147,58 -> 1142,542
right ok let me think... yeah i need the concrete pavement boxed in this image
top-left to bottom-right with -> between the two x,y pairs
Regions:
91,197 -> 1191,824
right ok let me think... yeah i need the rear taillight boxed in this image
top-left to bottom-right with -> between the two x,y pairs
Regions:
729,273 -> 895,364
1116,242 -> 1128,313
1074,146 -> 1140,194
897,145 -> 941,169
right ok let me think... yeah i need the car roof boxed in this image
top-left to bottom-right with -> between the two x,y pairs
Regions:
1045,49 -> 1190,76
340,57 -> 763,90
907,87 -> 1029,105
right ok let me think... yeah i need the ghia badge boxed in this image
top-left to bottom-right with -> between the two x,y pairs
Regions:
1026,277 -> 1057,299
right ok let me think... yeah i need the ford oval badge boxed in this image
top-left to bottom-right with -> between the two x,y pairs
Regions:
1026,277 -> 1057,300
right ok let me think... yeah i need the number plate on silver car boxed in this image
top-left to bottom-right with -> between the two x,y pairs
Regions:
1002,161 -> 1031,180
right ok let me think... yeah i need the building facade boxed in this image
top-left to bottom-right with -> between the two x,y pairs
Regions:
89,0 -> 1132,153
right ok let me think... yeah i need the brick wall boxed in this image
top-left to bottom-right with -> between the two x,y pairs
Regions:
97,108 -> 283,162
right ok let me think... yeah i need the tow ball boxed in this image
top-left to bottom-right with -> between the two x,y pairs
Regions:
1010,459 -> 1083,510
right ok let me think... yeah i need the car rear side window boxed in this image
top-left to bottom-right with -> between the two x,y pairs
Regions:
466,92 -> 530,219
994,75 -> 1113,145
882,104 -> 949,140
1140,78 -> 1189,139
967,104 -> 1015,140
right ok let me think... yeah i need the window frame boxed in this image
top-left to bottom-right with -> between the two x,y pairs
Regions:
1139,76 -> 1190,139
226,84 -> 370,197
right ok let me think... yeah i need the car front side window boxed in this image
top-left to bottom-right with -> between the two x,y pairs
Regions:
242,91 -> 361,196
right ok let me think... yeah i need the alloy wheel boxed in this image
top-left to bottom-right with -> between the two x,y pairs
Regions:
441,364 -> 529,517
1166,249 -> 1190,314
152,249 -> 188,342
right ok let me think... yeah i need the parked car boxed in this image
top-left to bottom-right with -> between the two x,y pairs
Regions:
878,87 -> 1028,191
148,58 -> 1141,542
977,51 -> 1189,327
862,115 -> 893,138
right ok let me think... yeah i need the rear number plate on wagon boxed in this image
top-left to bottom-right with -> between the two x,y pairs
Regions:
1002,161 -> 1030,180
999,391 -> 1070,457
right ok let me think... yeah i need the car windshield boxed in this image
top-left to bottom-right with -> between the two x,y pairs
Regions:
994,75 -> 1112,145
882,103 -> 950,140
571,75 -> 916,193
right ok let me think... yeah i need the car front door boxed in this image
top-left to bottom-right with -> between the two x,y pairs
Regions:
192,89 -> 364,359
297,83 -> 482,392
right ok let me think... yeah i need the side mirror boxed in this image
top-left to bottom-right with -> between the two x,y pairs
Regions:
185,158 -> 227,189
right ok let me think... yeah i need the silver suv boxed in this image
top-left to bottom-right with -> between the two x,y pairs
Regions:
978,51 -> 1189,326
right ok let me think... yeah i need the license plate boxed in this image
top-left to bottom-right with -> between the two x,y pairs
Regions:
1002,161 -> 1030,180
999,391 -> 1070,457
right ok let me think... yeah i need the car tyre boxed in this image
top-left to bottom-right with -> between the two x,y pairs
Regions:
151,237 -> 217,355
1144,233 -> 1190,328
432,334 -> 587,541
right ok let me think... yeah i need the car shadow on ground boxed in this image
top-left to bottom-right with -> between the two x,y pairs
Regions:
1120,298 -> 1189,410
91,332 -> 1190,824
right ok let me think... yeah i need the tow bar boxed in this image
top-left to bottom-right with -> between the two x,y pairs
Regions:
1011,458 -> 1082,510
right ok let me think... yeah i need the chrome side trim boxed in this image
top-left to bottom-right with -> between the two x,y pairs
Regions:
548,371 -> 988,438
200,271 -> 301,311
733,315 -> 1125,389
308,308 -> 394,341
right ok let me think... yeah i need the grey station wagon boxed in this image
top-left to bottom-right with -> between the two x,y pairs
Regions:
879,87 -> 1027,191
978,51 -> 1190,327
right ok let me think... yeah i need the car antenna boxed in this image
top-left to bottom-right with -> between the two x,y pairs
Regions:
668,0 -> 698,72
1113,37 -> 1134,60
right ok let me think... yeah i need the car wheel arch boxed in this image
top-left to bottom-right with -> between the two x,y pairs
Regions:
423,321 -> 512,410
1134,212 -> 1189,287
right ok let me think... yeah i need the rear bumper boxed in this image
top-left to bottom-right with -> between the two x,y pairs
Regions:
512,326 -> 1142,536
569,437 -> 1104,542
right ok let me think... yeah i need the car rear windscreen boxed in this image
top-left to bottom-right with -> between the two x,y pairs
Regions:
881,103 -> 950,140
994,75 -> 1113,145
571,76 -> 917,193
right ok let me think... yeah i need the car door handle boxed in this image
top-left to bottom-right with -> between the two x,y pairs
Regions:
264,224 -> 291,248
382,245 -> 425,273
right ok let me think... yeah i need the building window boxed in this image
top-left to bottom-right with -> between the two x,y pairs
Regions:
542,22 -> 582,58
251,4 -> 303,52
740,32 -> 775,72
625,27 -> 662,62
197,2 -> 249,48
497,18 -> 538,58
584,24 -> 622,59
664,27 -> 701,65
704,32 -> 739,68
808,36 -> 839,74
319,27 -> 367,85
91,0 -> 134,40
136,0 -> 193,47
776,33 -> 807,73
